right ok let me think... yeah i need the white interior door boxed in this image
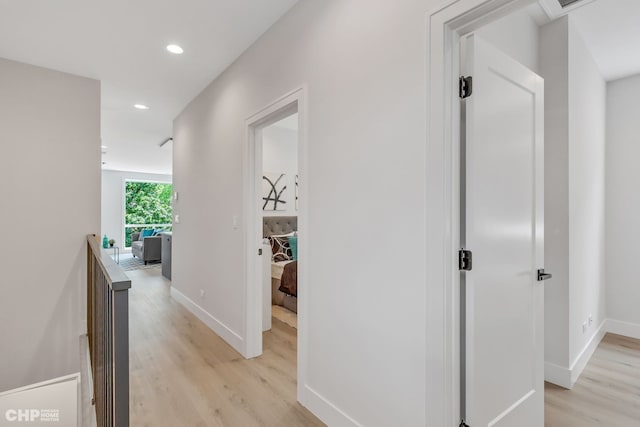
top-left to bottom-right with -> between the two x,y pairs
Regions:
462,34 -> 544,427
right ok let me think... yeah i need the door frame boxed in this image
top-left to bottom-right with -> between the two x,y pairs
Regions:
243,86 -> 308,401
426,0 -> 539,424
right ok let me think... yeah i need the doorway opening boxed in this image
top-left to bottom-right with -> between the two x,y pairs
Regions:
261,112 -> 299,331
430,0 -> 639,425
244,87 -> 307,401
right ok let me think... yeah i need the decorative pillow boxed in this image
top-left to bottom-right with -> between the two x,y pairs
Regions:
269,232 -> 294,262
288,234 -> 298,260
141,229 -> 154,238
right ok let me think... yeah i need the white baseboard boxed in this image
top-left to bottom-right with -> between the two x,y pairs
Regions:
544,361 -> 571,389
604,318 -> 640,340
569,321 -> 606,386
544,319 -> 640,389
170,287 -> 244,354
302,385 -> 362,427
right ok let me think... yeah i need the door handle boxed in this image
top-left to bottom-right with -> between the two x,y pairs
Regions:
537,269 -> 552,281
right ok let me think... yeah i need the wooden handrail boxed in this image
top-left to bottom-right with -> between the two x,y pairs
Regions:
86,234 -> 131,427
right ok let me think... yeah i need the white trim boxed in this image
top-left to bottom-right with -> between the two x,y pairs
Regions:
544,319 -> 631,389
301,385 -> 363,427
0,373 -> 80,397
544,362 -> 571,389
121,177 -> 126,250
569,321 -> 606,386
605,318 -> 640,340
427,0 -> 539,424
169,287 -> 244,353
242,86 -> 309,404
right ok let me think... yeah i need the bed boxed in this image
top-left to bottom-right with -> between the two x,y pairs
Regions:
263,216 -> 298,313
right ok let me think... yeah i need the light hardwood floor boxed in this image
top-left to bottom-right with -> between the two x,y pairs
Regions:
127,267 -> 324,427
545,333 -> 640,426
272,305 -> 297,329
125,266 -> 639,426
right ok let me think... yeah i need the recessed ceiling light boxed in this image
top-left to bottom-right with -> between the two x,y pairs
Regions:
166,44 -> 184,54
101,145 -> 108,149
134,104 -> 149,110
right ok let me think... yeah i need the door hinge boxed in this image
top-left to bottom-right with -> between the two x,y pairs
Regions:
459,76 -> 473,99
460,420 -> 470,427
459,249 -> 472,271
258,248 -> 263,256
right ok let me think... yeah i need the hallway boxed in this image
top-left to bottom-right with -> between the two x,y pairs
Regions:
126,267 -> 324,426
125,264 -> 640,426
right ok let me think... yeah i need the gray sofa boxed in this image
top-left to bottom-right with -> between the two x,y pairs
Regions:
131,231 -> 162,264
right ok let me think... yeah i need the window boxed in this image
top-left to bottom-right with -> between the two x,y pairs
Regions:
124,181 -> 173,247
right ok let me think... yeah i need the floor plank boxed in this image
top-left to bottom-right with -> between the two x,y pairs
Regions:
545,333 -> 640,427
272,305 -> 297,329
127,268 -> 324,427
127,264 -> 640,426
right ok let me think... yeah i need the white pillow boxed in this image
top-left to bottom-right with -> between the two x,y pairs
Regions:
268,232 -> 295,261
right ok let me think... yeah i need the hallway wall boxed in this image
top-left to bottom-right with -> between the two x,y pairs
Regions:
540,15 -> 607,387
172,1 -> 428,425
605,74 -> 640,334
0,58 -> 100,391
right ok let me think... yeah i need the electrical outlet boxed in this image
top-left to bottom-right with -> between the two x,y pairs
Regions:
200,289 -> 205,298
588,314 -> 593,326
582,321 -> 587,333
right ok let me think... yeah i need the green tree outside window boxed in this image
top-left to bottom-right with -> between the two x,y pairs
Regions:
124,181 -> 173,247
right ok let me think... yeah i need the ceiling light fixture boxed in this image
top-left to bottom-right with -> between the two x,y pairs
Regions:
134,104 -> 149,110
166,44 -> 184,54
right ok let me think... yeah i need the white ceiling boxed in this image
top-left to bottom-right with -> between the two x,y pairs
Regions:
0,0 -> 297,175
569,0 -> 640,81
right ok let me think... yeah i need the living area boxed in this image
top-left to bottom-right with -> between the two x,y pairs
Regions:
101,170 -> 173,275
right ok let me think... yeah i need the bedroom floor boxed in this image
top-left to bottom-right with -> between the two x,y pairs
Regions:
272,305 -> 297,329
544,333 -> 640,426
126,267 -> 324,427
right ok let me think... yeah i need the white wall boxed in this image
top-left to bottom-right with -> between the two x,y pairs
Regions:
476,4 -> 541,73
262,120 -> 298,217
0,58 -> 100,391
539,16 -> 606,385
567,18 -> 606,367
606,74 -> 640,330
540,16 -> 571,370
173,1 -> 427,425
101,170 -> 172,248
